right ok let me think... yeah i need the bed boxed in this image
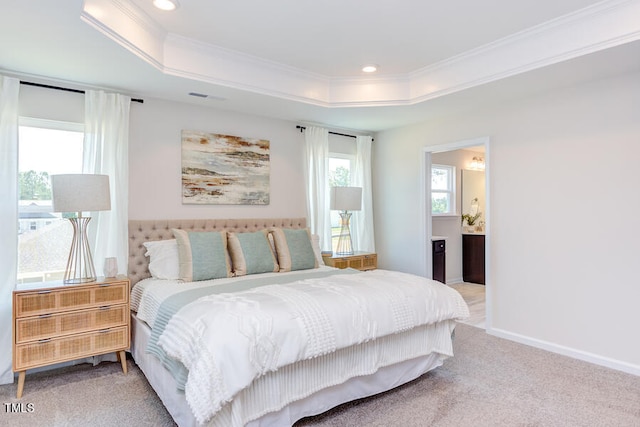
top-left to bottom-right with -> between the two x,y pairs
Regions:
127,218 -> 469,426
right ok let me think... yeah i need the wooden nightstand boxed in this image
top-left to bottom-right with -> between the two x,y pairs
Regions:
322,252 -> 377,271
12,276 -> 130,398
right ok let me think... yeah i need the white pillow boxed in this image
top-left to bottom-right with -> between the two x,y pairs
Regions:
143,239 -> 180,280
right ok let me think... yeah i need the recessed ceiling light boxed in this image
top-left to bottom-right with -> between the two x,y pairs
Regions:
153,0 -> 179,11
362,64 -> 378,73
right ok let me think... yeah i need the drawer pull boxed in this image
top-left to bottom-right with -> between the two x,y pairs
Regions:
99,284 -> 111,287
98,329 -> 110,333
99,306 -> 111,310
38,314 -> 52,319
37,290 -> 52,294
38,339 -> 51,344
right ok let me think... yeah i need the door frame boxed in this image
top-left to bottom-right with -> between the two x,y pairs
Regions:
420,136 -> 491,329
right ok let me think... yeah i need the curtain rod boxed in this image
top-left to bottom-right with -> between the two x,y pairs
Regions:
296,125 -> 373,141
20,81 -> 144,104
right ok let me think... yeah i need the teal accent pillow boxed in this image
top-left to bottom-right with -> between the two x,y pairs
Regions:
172,229 -> 231,281
227,230 -> 279,276
270,228 -> 318,272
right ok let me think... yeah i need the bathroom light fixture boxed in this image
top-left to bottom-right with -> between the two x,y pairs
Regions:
153,0 -> 179,11
362,64 -> 378,73
470,156 -> 485,170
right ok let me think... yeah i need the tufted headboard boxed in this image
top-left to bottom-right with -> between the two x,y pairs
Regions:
128,217 -> 307,286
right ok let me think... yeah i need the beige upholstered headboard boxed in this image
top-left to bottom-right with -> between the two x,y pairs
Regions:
128,217 -> 307,286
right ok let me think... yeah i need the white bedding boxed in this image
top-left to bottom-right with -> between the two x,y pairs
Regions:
131,267 -> 338,326
132,268 -> 469,426
131,313 -> 453,427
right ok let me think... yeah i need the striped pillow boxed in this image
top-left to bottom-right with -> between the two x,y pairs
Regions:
172,229 -> 231,281
227,230 -> 279,276
269,227 -> 318,272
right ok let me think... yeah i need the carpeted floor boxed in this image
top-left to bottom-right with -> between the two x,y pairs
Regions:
2,324 -> 639,426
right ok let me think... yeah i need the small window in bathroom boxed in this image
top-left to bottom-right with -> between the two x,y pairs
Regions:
431,164 -> 455,215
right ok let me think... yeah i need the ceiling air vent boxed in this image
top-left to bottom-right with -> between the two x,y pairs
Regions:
188,92 -> 225,101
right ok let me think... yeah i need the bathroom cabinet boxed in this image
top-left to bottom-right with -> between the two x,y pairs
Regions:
432,239 -> 446,284
462,234 -> 485,284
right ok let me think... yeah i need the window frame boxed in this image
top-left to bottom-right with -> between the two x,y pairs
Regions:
431,163 -> 456,216
17,117 -> 85,283
328,153 -> 356,252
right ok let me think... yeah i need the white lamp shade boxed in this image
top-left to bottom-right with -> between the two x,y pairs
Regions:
51,174 -> 111,213
330,186 -> 362,211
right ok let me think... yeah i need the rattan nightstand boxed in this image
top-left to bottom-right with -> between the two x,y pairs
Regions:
12,276 -> 130,398
322,252 -> 377,271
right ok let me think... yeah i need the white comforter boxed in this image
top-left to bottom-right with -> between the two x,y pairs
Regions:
157,269 -> 469,424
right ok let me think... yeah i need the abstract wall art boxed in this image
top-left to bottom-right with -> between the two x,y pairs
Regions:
181,130 -> 270,204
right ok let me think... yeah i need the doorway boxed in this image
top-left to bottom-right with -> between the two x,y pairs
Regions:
421,137 -> 490,330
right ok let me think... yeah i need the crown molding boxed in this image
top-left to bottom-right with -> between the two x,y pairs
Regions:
406,0 -> 640,104
81,0 -> 167,71
81,0 -> 640,108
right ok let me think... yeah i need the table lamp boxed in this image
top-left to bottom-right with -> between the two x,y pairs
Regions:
330,186 -> 362,255
51,174 -> 111,284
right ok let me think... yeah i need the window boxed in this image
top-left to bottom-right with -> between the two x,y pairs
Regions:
329,154 -> 354,252
18,118 -> 84,283
431,164 -> 455,215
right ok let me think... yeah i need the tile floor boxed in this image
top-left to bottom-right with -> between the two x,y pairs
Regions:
449,282 -> 485,328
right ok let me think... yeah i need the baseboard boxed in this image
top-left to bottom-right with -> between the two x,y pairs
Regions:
488,327 -> 640,377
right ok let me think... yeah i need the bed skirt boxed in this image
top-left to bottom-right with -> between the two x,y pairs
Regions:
131,313 -> 456,426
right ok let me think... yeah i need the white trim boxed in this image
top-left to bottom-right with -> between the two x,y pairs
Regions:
421,136 -> 491,329
80,0 -> 640,107
19,117 -> 84,132
490,328 -> 640,377
328,152 -> 356,162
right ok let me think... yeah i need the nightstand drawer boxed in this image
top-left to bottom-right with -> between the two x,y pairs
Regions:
14,326 -> 129,370
322,252 -> 377,271
331,259 -> 350,269
15,305 -> 129,343
14,282 -> 128,317
348,258 -> 363,269
362,254 -> 377,270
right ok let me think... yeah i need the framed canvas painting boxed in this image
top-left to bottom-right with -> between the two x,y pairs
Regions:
181,130 -> 270,204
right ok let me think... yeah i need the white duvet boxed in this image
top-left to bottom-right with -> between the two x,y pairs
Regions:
156,269 -> 469,425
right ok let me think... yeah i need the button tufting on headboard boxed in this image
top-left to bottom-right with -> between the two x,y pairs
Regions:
127,218 -> 307,286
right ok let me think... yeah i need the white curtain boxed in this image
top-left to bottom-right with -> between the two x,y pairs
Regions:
83,90 -> 130,278
352,135 -> 375,252
303,126 -> 332,251
0,76 -> 20,384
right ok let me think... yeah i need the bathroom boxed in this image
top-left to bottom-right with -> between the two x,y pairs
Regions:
431,146 -> 486,286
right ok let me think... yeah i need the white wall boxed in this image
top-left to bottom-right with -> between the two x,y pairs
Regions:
19,83 -> 83,122
373,71 -> 640,374
18,84 -> 308,221
128,98 -> 307,220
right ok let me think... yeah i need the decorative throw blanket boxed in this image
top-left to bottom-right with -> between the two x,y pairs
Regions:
157,269 -> 469,425
144,268 -> 355,390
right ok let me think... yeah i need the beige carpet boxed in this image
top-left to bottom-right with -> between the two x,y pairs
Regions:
2,324 -> 639,426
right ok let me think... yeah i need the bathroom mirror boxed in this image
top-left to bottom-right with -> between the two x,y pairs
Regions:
461,169 -> 486,226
